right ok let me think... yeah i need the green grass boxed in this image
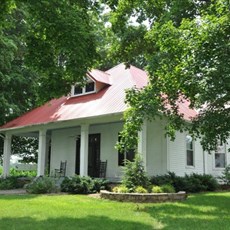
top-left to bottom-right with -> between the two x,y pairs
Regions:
0,192 -> 229,230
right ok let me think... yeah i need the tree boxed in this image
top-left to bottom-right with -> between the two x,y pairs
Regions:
0,0 -> 100,161
108,0 -> 230,151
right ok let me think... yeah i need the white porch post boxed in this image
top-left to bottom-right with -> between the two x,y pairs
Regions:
138,120 -> 147,171
37,129 -> 47,176
80,124 -> 89,176
2,133 -> 12,178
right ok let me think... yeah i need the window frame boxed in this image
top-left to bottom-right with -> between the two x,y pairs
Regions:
71,78 -> 96,97
214,142 -> 226,169
185,134 -> 195,167
118,134 -> 135,166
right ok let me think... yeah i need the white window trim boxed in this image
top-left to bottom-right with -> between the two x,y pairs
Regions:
185,134 -> 195,168
213,142 -> 226,170
71,77 -> 96,97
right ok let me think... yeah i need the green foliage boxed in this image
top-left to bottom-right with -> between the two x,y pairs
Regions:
0,177 -> 18,190
134,186 -> 148,193
61,175 -> 108,194
111,0 -> 230,152
218,164 -> 230,185
122,154 -> 150,192
152,186 -> 163,193
112,185 -> 129,193
150,172 -> 219,193
9,168 -> 37,177
26,176 -> 56,194
161,184 -> 175,193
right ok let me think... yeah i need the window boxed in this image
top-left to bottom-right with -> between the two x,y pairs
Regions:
118,134 -> 135,166
72,79 -> 95,96
186,135 -> 194,166
118,149 -> 135,166
74,85 -> 83,95
85,82 -> 95,93
215,142 -> 226,168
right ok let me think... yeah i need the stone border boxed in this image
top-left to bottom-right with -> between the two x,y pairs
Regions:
100,190 -> 187,203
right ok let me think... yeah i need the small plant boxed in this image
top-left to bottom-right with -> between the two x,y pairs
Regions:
134,186 -> 147,193
10,168 -> 37,177
161,184 -> 175,193
219,164 -> 230,185
152,185 -> 163,193
91,178 -> 109,193
0,177 -> 19,190
112,185 -> 129,193
122,154 -> 150,192
26,176 -> 56,194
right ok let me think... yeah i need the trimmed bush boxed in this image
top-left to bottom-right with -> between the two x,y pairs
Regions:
61,175 -> 108,194
9,168 -> 37,177
26,176 -> 56,194
161,184 -> 175,193
150,172 -> 219,193
112,185 -> 129,193
152,185 -> 163,193
134,186 -> 148,193
0,177 -> 19,190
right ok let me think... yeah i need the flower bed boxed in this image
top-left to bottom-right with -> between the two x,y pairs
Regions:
100,190 -> 187,203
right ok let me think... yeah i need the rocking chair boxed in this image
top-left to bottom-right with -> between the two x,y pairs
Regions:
98,160 -> 107,178
54,160 -> 67,177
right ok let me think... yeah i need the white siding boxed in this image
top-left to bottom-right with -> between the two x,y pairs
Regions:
146,120 -> 167,176
51,127 -> 80,176
168,131 -> 204,176
50,122 -> 124,179
206,141 -> 230,178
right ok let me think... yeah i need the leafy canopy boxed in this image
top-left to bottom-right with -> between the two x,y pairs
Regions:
108,0 -> 230,151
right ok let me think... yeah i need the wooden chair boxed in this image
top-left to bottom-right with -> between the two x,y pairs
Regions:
98,160 -> 107,178
54,161 -> 67,177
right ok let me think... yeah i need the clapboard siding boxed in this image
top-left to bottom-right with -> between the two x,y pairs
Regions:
168,131 -> 204,176
146,120 -> 167,176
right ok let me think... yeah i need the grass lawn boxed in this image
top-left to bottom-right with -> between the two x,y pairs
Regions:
0,192 -> 229,230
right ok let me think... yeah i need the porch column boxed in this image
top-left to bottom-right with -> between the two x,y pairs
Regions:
37,129 -> 47,176
2,133 -> 12,178
138,120 -> 147,171
80,124 -> 89,176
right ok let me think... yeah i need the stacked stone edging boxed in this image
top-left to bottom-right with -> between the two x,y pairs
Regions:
100,190 -> 187,203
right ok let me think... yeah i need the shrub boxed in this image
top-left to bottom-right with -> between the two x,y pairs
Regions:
10,168 -> 37,177
219,165 -> 230,185
112,185 -> 129,193
161,184 -> 175,193
150,172 -> 218,193
152,185 -> 163,193
26,176 -> 56,194
122,154 -> 150,192
134,186 -> 147,193
91,178 -> 109,193
0,177 -> 19,190
60,176 -> 108,194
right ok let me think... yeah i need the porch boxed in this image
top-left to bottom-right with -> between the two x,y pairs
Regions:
1,116 -> 148,180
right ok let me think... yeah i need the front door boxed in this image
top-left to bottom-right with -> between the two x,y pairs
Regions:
88,134 -> 100,177
75,133 -> 101,177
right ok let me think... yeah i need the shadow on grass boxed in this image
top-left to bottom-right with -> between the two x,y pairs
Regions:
0,215 -> 153,230
0,194 -> 38,200
143,193 -> 230,230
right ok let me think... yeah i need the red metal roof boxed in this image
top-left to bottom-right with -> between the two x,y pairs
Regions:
0,63 -> 197,130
